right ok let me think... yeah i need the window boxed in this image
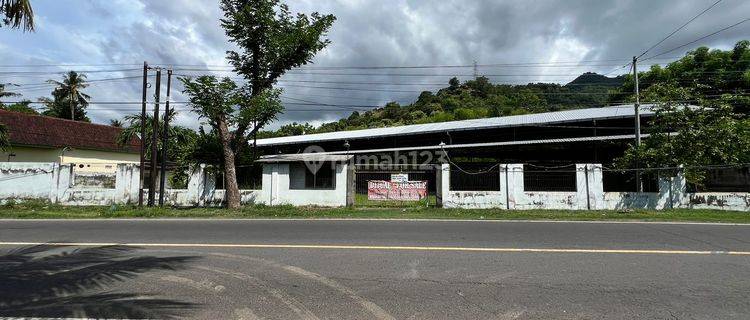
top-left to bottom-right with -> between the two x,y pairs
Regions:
290,163 -> 335,190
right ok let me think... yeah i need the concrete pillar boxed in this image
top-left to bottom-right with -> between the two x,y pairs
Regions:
261,163 -> 273,206
186,164 -> 207,206
576,164 -> 603,210
501,164 -> 524,209
436,163 -> 450,207
659,168 -> 687,209
115,164 -> 139,204
260,163 -> 282,206
48,163 -> 62,204
53,164 -> 72,204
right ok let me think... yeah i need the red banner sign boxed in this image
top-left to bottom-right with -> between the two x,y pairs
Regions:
367,180 -> 428,201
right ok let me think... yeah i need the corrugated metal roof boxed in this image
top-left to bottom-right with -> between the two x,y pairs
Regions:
279,134 -> 649,156
256,104 -> 665,147
257,154 -> 353,163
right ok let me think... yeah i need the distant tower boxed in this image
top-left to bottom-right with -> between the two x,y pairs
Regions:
473,60 -> 478,79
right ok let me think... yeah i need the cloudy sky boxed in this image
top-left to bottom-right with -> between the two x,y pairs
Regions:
1,0 -> 748,129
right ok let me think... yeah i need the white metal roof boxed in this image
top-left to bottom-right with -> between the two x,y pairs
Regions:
274,134 -> 650,156
256,104 -> 664,147
256,154 -> 353,163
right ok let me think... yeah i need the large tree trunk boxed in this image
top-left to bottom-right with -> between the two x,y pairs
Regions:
217,116 -> 241,209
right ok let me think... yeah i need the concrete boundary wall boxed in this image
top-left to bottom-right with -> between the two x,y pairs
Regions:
1,162 -> 747,210
443,163 -> 749,211
0,162 -> 263,207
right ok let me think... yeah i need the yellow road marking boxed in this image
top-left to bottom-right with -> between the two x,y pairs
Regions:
0,241 -> 748,255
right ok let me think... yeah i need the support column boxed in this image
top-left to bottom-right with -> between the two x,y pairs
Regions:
436,163 -> 450,208
576,164 -> 603,210
659,168 -> 687,209
53,164 -> 72,205
115,164 -> 140,204
502,164 -> 524,210
186,164 -> 206,206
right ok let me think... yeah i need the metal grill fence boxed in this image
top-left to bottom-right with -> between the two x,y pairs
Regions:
602,170 -> 660,192
687,166 -> 750,192
449,163 -> 500,191
237,165 -> 263,190
523,165 -> 577,192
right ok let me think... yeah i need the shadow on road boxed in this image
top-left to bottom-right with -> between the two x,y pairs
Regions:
0,244 -> 199,319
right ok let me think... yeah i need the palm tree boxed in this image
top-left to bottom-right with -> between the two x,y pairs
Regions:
46,71 -> 90,121
1,0 -> 34,32
109,119 -> 123,127
0,83 -> 20,102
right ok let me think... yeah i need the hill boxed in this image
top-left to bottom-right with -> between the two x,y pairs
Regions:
261,72 -> 626,138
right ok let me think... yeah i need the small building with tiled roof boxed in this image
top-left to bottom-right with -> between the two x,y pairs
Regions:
0,109 -> 140,168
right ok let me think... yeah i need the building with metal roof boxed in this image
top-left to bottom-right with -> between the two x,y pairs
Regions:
253,104 -> 687,201
256,104 -> 658,148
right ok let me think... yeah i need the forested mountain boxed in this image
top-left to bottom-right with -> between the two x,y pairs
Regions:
260,72 -> 626,138
263,40 -> 748,138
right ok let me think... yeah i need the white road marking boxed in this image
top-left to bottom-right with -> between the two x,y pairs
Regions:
0,241 -> 748,255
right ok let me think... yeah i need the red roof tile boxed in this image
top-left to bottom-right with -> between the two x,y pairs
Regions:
0,109 -> 140,153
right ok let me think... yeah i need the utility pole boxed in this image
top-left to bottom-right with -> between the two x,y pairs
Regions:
69,90 -> 75,121
138,62 -> 149,207
633,56 -> 643,192
158,69 -> 172,206
148,68 -> 161,206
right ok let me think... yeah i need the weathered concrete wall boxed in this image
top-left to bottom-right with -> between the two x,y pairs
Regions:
0,162 -> 263,207
444,163 -> 750,211
1,162 -> 746,210
445,191 -> 506,209
0,162 -> 56,202
262,162 -> 348,207
686,193 -> 750,211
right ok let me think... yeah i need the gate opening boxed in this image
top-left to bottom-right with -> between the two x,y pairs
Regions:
353,164 -> 437,207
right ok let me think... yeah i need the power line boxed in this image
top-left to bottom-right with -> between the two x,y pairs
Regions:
643,17 -> 750,61
0,68 -> 141,75
636,0 -> 723,59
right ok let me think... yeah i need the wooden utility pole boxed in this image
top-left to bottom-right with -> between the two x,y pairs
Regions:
148,68 -> 161,206
69,91 -> 75,121
158,69 -> 172,206
138,62 -> 149,207
633,56 -> 643,192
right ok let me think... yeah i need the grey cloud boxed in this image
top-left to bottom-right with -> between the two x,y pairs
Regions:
5,0 -> 747,129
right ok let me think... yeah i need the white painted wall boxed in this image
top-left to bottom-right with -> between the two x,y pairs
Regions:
444,163 -> 750,211
262,162 -> 348,207
0,161 -> 746,210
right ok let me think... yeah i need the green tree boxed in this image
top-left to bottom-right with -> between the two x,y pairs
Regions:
0,83 -> 20,100
611,40 -> 750,114
615,84 -> 750,185
42,71 -> 90,121
1,99 -> 37,114
196,0 -> 335,208
180,76 -> 283,207
116,111 -> 198,188
109,119 -> 123,127
1,0 -> 33,31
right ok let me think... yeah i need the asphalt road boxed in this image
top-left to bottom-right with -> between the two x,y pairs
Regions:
1,219 -> 749,319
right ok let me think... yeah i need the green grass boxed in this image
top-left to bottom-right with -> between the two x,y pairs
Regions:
354,193 -> 436,208
0,199 -> 748,222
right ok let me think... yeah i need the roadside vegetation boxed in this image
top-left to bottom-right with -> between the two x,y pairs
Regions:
1,200 -> 748,223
